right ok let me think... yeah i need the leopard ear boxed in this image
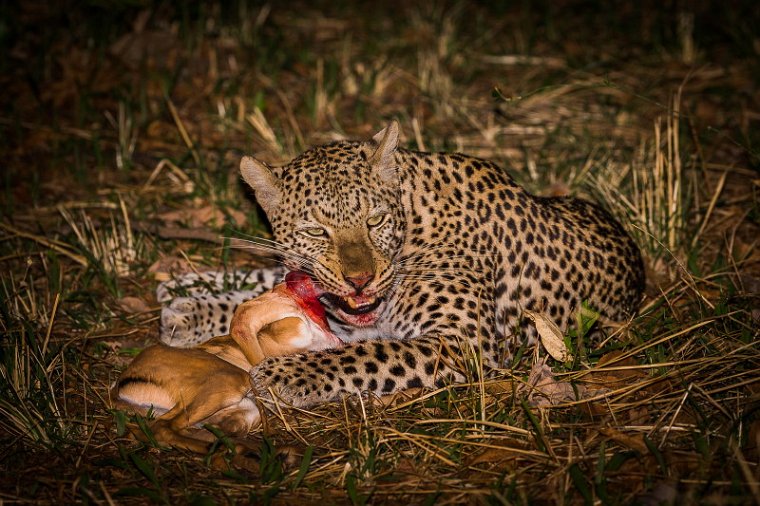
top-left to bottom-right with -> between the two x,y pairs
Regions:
240,156 -> 281,215
370,120 -> 400,185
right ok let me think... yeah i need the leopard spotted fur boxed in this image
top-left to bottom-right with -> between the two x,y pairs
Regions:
159,121 -> 644,408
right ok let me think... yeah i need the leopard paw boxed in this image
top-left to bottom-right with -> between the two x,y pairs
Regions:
160,297 -> 205,347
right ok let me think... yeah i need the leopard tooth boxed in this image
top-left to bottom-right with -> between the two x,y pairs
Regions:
346,297 -> 359,309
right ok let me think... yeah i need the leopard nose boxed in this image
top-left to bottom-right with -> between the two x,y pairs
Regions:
344,272 -> 374,292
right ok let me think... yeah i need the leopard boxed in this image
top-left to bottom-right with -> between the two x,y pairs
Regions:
159,120 -> 644,411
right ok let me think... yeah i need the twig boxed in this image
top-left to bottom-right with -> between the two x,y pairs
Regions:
658,383 -> 692,448
690,170 -> 727,249
730,436 -> 760,505
141,158 -> 192,191
413,418 -> 529,436
41,293 -> 60,357
0,222 -> 88,266
130,222 -> 254,251
165,95 -> 201,167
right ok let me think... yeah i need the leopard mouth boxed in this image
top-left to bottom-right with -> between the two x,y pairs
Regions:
324,294 -> 383,316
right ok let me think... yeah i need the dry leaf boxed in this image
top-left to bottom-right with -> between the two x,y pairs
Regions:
645,256 -> 676,296
147,256 -> 191,272
395,458 -> 422,475
578,400 -> 608,418
109,17 -> 178,71
581,351 -> 647,393
524,358 -> 579,407
624,406 -> 652,426
523,310 -> 573,362
378,387 -> 424,407
116,296 -> 151,314
599,427 -> 648,453
158,205 -> 246,229
147,255 -> 193,282
467,445 -> 525,468
485,379 -> 518,395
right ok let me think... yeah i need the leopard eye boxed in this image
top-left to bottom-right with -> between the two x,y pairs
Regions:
367,213 -> 388,228
302,227 -> 327,238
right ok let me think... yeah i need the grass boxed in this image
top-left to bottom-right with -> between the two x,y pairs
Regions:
1,1 -> 759,503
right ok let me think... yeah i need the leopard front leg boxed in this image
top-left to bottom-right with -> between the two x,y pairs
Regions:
158,266 -> 285,347
249,334 -> 473,408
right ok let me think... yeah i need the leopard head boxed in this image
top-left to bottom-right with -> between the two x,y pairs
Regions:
240,122 -> 406,327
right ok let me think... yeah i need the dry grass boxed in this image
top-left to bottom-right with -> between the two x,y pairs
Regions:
1,1 -> 759,504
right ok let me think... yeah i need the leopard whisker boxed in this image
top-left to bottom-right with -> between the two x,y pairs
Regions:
231,237 -> 316,268
235,247 -> 315,275
232,236 -> 302,254
233,242 -> 311,263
